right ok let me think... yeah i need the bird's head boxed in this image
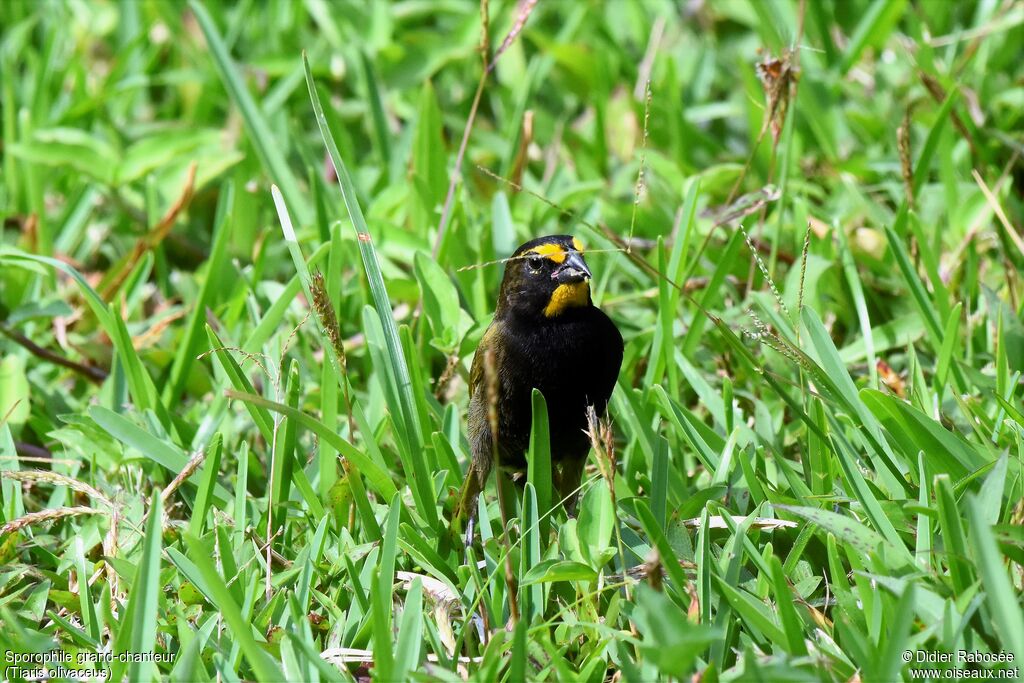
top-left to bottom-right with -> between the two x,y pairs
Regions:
496,235 -> 593,319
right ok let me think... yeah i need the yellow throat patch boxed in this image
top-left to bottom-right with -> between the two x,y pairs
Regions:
543,281 -> 590,317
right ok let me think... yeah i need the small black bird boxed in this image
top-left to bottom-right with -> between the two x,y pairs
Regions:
451,235 -> 623,539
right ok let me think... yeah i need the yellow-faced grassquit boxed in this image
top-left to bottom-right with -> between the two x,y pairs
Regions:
451,235 -> 623,541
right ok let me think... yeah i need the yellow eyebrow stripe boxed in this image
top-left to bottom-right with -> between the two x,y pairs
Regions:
527,243 -> 567,263
572,237 -> 584,252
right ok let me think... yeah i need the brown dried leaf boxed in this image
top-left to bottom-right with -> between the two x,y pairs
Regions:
877,358 -> 906,398
756,51 -> 799,147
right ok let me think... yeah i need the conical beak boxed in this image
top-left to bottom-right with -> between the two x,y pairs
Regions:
553,251 -> 591,283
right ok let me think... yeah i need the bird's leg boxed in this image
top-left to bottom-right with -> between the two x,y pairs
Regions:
557,457 -> 587,516
451,456 -> 491,546
464,514 -> 476,550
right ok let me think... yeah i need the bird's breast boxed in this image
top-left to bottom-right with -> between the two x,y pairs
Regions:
501,310 -> 620,425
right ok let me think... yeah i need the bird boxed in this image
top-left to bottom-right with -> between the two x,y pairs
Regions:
450,234 -> 623,543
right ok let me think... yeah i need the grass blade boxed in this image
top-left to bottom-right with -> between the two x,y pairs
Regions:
182,531 -> 283,681
224,389 -> 397,499
188,433 -> 223,537
303,52 -> 422,449
164,181 -> 234,402
966,493 -> 1024,665
188,1 -> 308,224
394,577 -> 424,679
527,389 -> 552,536
127,492 -> 163,682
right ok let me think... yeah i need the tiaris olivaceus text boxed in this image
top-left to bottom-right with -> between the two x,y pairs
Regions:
451,235 -> 623,541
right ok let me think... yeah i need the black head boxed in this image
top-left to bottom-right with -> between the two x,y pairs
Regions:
496,235 -> 593,319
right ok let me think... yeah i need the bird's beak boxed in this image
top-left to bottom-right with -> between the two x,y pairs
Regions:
553,251 -> 591,283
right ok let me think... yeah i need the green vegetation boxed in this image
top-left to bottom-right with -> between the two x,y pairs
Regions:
2,0 -> 1023,680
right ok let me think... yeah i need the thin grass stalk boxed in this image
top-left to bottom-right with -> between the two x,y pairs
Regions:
432,0 -> 491,259
796,221 -> 813,416
626,80 -> 652,253
432,0 -> 539,259
310,270 -> 355,439
160,449 -> 207,504
587,407 -> 632,603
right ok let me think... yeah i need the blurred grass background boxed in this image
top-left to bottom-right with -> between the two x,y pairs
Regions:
1,0 -> 1024,680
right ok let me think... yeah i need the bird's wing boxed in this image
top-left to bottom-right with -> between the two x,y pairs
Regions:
468,321 -> 502,400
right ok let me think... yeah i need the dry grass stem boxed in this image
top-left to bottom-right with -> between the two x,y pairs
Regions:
0,506 -> 105,535
2,470 -> 113,509
160,449 -> 207,503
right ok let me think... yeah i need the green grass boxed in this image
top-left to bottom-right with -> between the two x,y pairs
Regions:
2,0 -> 1024,681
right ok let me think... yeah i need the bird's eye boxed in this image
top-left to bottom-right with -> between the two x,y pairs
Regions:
527,255 -> 544,271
